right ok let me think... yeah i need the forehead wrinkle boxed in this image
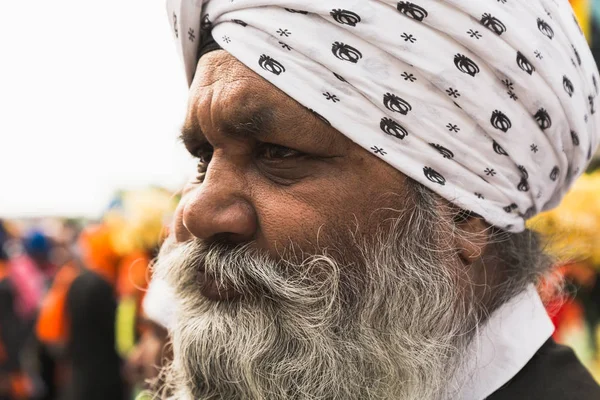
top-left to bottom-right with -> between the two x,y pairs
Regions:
271,103 -> 343,150
193,52 -> 344,151
193,72 -> 276,143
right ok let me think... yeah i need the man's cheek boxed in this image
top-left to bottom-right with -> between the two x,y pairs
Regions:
255,201 -> 340,255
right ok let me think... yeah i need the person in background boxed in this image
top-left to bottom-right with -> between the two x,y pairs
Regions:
35,188 -> 176,400
34,220 -> 81,400
126,278 -> 176,399
106,188 -> 177,372
22,232 -> 57,287
9,231 -> 49,326
18,230 -> 63,400
36,225 -> 126,400
106,188 -> 177,399
0,221 -> 32,400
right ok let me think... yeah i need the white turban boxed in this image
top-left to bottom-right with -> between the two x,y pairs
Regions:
167,0 -> 600,232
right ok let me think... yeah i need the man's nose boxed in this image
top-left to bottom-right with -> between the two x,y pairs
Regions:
182,166 -> 257,243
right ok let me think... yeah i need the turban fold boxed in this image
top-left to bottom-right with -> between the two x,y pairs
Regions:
168,0 -> 600,232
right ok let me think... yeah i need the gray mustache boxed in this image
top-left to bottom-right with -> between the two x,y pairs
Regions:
160,239 -> 343,302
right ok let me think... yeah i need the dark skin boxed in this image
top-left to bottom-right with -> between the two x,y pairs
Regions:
174,50 -> 488,300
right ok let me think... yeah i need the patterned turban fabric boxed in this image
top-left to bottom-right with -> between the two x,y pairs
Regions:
167,0 -> 600,232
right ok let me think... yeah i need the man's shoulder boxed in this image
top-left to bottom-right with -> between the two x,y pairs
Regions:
487,339 -> 600,400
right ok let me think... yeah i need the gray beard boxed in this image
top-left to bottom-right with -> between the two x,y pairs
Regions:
153,215 -> 483,400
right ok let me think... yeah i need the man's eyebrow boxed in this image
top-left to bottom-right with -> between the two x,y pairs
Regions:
179,107 -> 274,148
224,108 -> 273,140
179,122 -> 204,151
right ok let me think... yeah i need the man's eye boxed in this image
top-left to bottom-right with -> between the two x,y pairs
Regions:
258,144 -> 301,160
195,145 -> 214,164
193,145 -> 213,183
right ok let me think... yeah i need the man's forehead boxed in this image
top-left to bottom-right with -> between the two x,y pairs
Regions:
185,52 -> 341,147
192,50 -> 267,91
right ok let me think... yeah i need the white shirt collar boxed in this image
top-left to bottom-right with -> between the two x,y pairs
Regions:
448,284 -> 555,400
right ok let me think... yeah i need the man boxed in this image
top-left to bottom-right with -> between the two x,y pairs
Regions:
155,1 -> 600,398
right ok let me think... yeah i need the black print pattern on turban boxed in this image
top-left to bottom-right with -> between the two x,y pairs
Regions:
169,0 -> 600,232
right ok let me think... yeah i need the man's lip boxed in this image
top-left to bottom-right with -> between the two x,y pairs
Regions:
196,270 -> 240,301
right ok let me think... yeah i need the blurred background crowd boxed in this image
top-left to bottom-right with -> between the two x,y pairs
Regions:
0,188 -> 177,400
0,188 -> 177,399
4,0 -> 600,399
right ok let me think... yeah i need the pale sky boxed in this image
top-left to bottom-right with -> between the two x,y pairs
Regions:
0,0 -> 195,219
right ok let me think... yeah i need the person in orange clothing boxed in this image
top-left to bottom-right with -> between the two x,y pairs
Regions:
36,225 -> 126,400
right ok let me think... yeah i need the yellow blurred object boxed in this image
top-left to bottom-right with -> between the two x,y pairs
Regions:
571,0 -> 591,41
528,172 -> 600,266
105,188 -> 177,256
116,296 -> 138,357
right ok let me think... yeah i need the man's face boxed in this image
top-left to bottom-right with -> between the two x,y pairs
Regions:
157,50 -> 483,399
174,50 -> 415,298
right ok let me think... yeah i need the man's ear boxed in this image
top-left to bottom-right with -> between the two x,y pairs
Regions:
453,210 -> 490,266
